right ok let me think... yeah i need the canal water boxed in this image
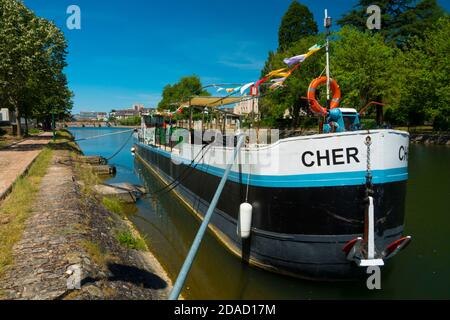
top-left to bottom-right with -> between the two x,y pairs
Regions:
70,127 -> 450,299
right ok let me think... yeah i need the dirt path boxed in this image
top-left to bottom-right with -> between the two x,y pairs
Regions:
0,133 -> 53,200
0,150 -> 171,300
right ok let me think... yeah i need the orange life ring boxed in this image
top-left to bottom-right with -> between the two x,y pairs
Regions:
307,77 -> 341,115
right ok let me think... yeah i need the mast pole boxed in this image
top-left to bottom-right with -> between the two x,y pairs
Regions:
324,9 -> 331,109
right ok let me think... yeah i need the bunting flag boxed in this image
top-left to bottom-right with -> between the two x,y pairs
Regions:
283,54 -> 307,67
212,43 -> 323,96
266,63 -> 303,90
240,82 -> 254,94
254,76 -> 269,88
270,82 -> 285,90
214,85 -> 226,92
308,44 -> 322,52
271,77 -> 287,83
225,86 -> 241,94
213,85 -> 242,94
265,68 -> 288,78
177,106 -> 185,114
283,44 -> 324,67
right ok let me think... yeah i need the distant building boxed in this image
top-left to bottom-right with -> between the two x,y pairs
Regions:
133,104 -> 144,112
220,106 -> 235,114
110,109 -> 140,120
234,99 -> 259,116
75,111 -> 109,122
140,108 -> 156,116
110,105 -> 155,119
96,112 -> 108,121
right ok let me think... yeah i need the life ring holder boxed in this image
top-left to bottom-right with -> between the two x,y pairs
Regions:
307,76 -> 342,115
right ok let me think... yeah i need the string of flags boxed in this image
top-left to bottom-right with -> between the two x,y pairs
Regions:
211,44 -> 324,96
163,43 -> 324,116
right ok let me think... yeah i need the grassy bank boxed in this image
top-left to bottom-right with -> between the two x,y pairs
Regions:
68,137 -> 148,253
0,130 -> 80,281
0,148 -> 53,279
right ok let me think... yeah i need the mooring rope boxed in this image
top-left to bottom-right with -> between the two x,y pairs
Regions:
106,131 -> 135,161
151,142 -> 213,195
159,144 -> 214,196
74,129 -> 135,142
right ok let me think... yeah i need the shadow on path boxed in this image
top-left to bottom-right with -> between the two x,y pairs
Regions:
107,263 -> 168,290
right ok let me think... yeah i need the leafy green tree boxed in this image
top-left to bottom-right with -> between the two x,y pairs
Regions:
278,1 -> 318,52
331,27 -> 400,111
260,27 -> 402,128
338,0 -> 445,47
391,16 -> 450,129
0,0 -> 72,136
158,75 -> 209,111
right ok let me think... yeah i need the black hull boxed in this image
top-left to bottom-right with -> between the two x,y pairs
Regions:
135,143 -> 407,280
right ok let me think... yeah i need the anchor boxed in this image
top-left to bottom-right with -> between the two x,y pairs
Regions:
343,135 -> 412,267
343,196 -> 412,267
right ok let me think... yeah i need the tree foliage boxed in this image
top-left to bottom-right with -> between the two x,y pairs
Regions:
388,16 -> 450,129
331,27 -> 399,110
278,1 -> 318,52
0,0 -> 72,135
337,0 -> 445,47
259,2 -> 449,131
158,75 -> 209,111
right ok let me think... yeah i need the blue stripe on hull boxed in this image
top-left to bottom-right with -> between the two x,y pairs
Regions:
137,143 -> 408,188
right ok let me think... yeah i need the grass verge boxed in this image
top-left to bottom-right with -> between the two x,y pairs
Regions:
0,147 -> 53,279
102,197 -> 125,216
116,231 -> 147,251
81,240 -> 114,268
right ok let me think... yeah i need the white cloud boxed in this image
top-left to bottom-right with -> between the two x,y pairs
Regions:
217,41 -> 265,71
217,59 -> 264,71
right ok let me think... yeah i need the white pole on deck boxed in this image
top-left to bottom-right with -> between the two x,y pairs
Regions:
325,9 -> 331,107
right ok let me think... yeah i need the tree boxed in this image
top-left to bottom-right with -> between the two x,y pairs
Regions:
278,1 -> 318,52
392,16 -> 450,129
158,75 -> 209,111
338,0 -> 445,47
0,0 -> 72,136
331,27 -> 400,111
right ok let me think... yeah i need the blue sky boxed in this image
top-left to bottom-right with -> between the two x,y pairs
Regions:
24,0 -> 450,114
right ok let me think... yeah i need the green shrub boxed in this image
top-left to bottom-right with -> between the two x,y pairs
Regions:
360,119 -> 378,130
116,231 -> 147,251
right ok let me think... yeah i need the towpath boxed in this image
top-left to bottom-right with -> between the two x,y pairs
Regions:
0,133 -> 53,200
0,149 -> 171,300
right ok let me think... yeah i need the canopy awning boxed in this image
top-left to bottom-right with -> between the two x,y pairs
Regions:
180,96 -> 243,108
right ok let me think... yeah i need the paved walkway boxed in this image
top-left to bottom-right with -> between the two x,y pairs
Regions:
0,133 -> 52,200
